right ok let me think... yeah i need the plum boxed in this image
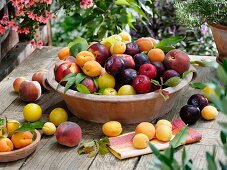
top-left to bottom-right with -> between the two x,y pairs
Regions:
162,70 -> 180,82
187,94 -> 209,110
133,53 -> 150,70
125,42 -> 140,56
180,105 -> 200,125
104,56 -> 124,77
120,68 -> 137,85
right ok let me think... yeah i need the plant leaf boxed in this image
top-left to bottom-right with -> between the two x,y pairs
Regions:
77,84 -> 90,94
151,79 -> 161,86
190,82 -> 206,89
30,121 -> 45,129
182,70 -> 194,79
155,36 -> 185,48
206,150 -> 217,170
14,122 -> 35,133
78,140 -> 96,155
94,77 -> 99,89
99,137 -> 110,155
170,125 -> 188,148
75,73 -> 87,85
0,118 -> 4,126
182,147 -> 187,167
94,88 -> 106,95
64,76 -> 77,93
164,77 -> 182,87
221,131 -> 227,144
115,0 -> 130,6
68,37 -> 88,56
217,65 -> 227,86
149,142 -> 161,157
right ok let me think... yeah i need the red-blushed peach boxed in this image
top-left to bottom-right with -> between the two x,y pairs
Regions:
11,131 -> 33,149
0,137 -> 14,152
56,121 -> 82,147
32,69 -> 48,90
13,77 -> 28,93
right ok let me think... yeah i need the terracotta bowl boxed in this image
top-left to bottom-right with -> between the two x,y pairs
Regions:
0,130 -> 41,162
47,65 -> 195,124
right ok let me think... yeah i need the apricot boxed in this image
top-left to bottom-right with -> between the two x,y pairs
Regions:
32,69 -> 48,90
135,122 -> 155,140
101,35 -> 122,49
56,121 -> 82,147
148,48 -> 165,62
42,122 -> 56,135
119,32 -> 132,42
11,131 -> 33,149
132,133 -> 149,149
58,47 -> 71,60
155,125 -> 172,142
19,80 -> 42,102
82,61 -> 102,77
75,51 -> 95,67
147,37 -> 159,46
110,41 -> 126,54
49,108 -> 68,126
102,121 -> 122,137
3,120 -> 20,138
155,119 -> 172,129
201,105 -> 219,120
0,137 -> 14,152
13,77 -> 27,93
135,37 -> 154,52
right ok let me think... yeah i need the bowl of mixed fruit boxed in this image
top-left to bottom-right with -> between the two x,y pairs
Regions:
47,32 -> 195,124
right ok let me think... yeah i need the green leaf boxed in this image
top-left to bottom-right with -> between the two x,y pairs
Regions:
217,65 -> 227,86
164,77 -> 182,87
115,0 -> 130,6
78,140 -> 96,155
182,147 -> 187,167
14,122 -> 35,133
151,79 -> 161,87
30,121 -> 45,129
128,1 -> 148,20
182,70 -> 193,79
75,73 -> 87,85
155,36 -> 185,48
99,137 -> 110,155
77,84 -> 91,94
221,131 -> 227,144
149,142 -> 161,157
190,82 -> 206,89
68,37 -> 88,56
94,77 -> 99,89
0,118 -> 4,126
206,150 -> 217,170
62,73 -> 77,82
94,88 -> 106,95
223,59 -> 227,73
2,132 -> 8,138
64,76 -> 77,93
170,125 -> 188,148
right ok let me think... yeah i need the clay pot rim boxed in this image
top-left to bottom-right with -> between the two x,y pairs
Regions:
207,21 -> 227,31
0,130 -> 40,158
47,65 -> 195,102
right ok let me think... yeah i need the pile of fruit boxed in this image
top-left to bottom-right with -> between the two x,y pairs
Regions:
55,32 -> 191,95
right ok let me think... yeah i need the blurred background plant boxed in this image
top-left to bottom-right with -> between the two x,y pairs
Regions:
51,0 -> 217,56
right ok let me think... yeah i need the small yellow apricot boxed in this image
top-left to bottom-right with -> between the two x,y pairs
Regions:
201,105 -> 218,120
42,122 -> 56,135
110,41 -> 126,54
135,122 -> 155,140
132,133 -> 149,149
102,121 -> 122,137
155,119 -> 172,129
155,125 -> 172,142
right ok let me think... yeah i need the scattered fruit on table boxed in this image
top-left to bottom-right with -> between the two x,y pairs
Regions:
3,120 -> 20,138
132,133 -> 149,149
155,124 -> 173,142
13,77 -> 27,93
135,122 -> 155,140
187,94 -> 208,110
201,105 -> 219,120
0,137 -> 14,152
11,131 -> 33,149
56,121 -> 82,147
42,122 -> 56,135
23,103 -> 42,122
55,32 -> 191,96
32,69 -> 49,90
102,121 -> 122,137
49,108 -> 68,126
155,119 -> 172,129
180,105 -> 200,125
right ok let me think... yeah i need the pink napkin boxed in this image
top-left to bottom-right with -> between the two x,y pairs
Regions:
108,119 -> 202,159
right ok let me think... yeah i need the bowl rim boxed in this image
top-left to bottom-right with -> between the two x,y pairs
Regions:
47,64 -> 195,102
0,130 -> 41,156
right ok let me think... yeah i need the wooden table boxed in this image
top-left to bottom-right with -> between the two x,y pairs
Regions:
0,47 -> 224,170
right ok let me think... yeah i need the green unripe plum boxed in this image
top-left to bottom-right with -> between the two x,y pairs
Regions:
103,88 -> 117,96
118,85 -> 136,95
98,73 -> 115,89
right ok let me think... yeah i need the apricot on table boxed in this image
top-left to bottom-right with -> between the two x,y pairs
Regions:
13,77 -> 27,93
148,48 -> 165,62
135,122 -> 155,140
75,51 -> 95,67
42,122 -> 56,135
110,41 -> 126,55
82,61 -> 102,77
155,125 -> 172,142
132,133 -> 149,149
135,37 -> 154,52
3,120 -> 21,138
201,105 -> 219,120
102,121 -> 122,137
49,108 -> 68,126
0,137 -> 14,152
58,47 -> 71,60
155,119 -> 172,129
11,131 -> 33,149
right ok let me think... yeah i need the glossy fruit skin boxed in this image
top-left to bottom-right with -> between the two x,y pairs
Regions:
201,105 -> 218,120
49,108 -> 68,126
98,72 -> 115,89
150,62 -> 166,78
102,121 -> 122,137
155,125 -> 172,142
104,56 -> 125,77
132,133 -> 149,149
187,94 -> 209,110
133,75 -> 151,94
120,68 -> 137,85
87,43 -> 110,66
133,53 -> 150,70
23,103 -> 42,122
81,77 -> 97,94
103,88 -> 117,95
118,85 -> 136,95
125,42 -> 140,56
138,63 -> 157,79
115,54 -> 135,69
180,105 -> 200,125
162,69 -> 180,82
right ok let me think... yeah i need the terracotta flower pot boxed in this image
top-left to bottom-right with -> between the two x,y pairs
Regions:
208,22 -> 227,63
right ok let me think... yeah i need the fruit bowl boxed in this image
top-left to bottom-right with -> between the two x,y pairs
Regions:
0,130 -> 41,162
47,65 -> 195,124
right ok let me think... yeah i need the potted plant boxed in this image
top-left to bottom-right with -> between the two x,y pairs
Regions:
174,0 -> 227,63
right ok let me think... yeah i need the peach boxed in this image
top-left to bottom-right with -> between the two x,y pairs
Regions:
0,137 -> 14,152
132,133 -> 149,149
19,80 -> 42,102
135,37 -> 154,52
56,121 -> 82,147
82,61 -> 102,77
11,131 -> 33,149
75,51 -> 95,67
3,120 -> 20,138
13,77 -> 27,93
58,47 -> 71,60
135,122 -> 155,140
32,69 -> 48,90
110,41 -> 126,54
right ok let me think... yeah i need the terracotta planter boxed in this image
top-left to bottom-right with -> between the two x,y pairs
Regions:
208,22 -> 227,63
47,65 -> 196,124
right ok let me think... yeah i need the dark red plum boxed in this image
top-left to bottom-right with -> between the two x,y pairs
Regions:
138,63 -> 157,79
133,75 -> 151,94
81,77 -> 97,94
162,70 -> 180,82
180,105 -> 200,125
187,94 -> 209,110
120,68 -> 137,85
150,62 -> 166,78
113,54 -> 135,69
104,56 -> 124,77
133,53 -> 150,70
125,42 -> 140,56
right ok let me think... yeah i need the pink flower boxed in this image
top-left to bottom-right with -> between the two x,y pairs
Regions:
0,25 -> 5,35
80,0 -> 93,9
30,39 -> 36,48
37,40 -> 43,49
